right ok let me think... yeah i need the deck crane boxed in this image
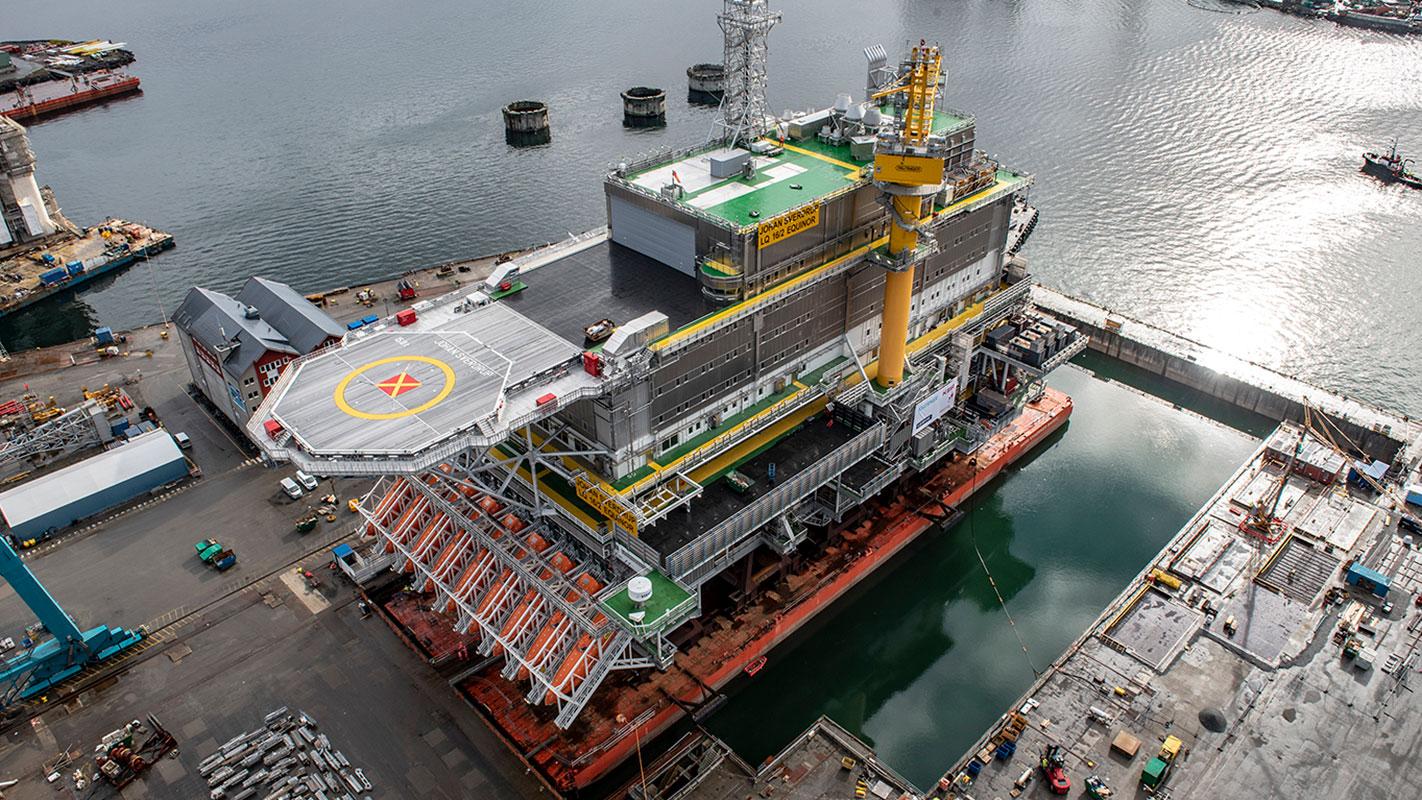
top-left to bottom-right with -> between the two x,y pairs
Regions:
1241,422 -> 1304,542
0,536 -> 144,707
869,41 -> 948,389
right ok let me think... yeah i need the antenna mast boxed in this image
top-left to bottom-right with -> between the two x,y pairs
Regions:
712,0 -> 780,147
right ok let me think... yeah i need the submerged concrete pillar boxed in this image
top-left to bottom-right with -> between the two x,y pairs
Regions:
621,86 -> 666,128
502,100 -> 550,146
687,63 -> 725,105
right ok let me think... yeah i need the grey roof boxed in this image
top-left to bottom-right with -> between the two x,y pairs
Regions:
0,429 -> 184,530
173,286 -> 298,379
237,277 -> 344,354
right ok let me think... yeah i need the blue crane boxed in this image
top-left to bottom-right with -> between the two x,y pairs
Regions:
0,536 -> 144,706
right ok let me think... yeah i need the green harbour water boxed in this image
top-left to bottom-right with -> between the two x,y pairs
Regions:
706,365 -> 1258,786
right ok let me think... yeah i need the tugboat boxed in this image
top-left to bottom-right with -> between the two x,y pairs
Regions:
1362,141 -> 1422,189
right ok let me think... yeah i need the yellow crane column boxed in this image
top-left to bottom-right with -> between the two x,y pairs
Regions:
877,196 -> 922,386
871,42 -> 945,389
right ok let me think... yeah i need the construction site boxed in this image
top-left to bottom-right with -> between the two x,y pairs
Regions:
0,2 -> 1418,799
925,405 -> 1422,799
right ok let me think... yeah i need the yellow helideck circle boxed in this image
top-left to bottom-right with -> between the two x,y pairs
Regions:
334,355 -> 456,420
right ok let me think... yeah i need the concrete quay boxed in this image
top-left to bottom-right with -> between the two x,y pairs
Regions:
1032,285 -> 1422,465
937,426 -> 1422,800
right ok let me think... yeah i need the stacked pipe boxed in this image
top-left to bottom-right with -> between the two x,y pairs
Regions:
198,707 -> 372,800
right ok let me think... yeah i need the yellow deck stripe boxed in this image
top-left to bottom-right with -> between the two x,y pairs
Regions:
688,396 -> 830,485
621,380 -> 811,496
651,177 -> 1012,353
768,139 -> 863,174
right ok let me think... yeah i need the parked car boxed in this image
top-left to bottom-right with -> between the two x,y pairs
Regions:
173,431 -> 192,449
295,470 -> 318,492
280,477 -> 303,499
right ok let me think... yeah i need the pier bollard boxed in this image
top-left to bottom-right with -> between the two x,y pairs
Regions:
686,63 -> 724,105
621,87 -> 666,128
503,100 -> 551,146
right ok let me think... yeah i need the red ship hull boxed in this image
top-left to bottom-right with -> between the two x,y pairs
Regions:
3,75 -> 141,121
444,388 -> 1074,794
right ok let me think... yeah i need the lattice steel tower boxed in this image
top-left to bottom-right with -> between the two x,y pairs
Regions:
713,0 -> 780,147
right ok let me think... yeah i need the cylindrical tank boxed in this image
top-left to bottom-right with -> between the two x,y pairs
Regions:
622,86 -> 666,128
686,63 -> 725,105
502,100 -> 550,146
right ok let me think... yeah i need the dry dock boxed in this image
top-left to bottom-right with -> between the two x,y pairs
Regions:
938,423 -> 1422,799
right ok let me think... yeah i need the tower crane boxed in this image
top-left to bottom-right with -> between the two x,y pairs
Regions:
0,537 -> 144,707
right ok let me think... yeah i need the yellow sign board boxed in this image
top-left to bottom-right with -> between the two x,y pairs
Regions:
757,204 -> 820,249
873,154 -> 946,186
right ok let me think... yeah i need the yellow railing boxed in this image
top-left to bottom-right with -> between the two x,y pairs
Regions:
574,474 -> 639,535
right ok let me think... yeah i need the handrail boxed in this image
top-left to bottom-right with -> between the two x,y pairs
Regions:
665,423 -> 886,584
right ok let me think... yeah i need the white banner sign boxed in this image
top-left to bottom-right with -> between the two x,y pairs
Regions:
912,376 -> 960,436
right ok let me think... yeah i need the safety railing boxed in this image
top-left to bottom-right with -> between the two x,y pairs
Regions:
665,422 -> 886,585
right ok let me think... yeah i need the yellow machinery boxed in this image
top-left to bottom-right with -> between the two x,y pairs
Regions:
871,41 -> 946,389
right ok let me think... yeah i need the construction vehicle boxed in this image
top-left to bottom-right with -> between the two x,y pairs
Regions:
0,536 -> 144,705
1039,744 -> 1070,795
194,539 -> 236,571
1141,735 -> 1184,793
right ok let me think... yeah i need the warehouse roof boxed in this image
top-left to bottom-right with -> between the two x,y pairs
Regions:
0,430 -> 185,532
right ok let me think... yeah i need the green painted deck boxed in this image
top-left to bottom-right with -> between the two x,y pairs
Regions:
600,569 -> 692,631
684,146 -> 858,228
627,109 -> 974,230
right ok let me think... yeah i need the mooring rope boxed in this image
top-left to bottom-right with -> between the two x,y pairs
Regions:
966,472 -> 1042,678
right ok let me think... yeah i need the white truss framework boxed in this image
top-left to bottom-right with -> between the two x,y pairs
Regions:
360,464 -> 655,728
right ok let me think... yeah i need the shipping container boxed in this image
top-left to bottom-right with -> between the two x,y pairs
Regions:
39,266 -> 69,285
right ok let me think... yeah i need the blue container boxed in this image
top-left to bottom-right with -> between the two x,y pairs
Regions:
361,314 -> 379,325
345,319 -> 364,331
110,418 -> 131,436
1346,563 -> 1390,597
39,267 -> 69,285
966,759 -> 984,777
94,326 -> 115,345
66,260 -> 84,276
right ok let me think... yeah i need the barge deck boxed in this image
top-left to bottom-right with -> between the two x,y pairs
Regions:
0,220 -> 174,318
399,388 -> 1073,793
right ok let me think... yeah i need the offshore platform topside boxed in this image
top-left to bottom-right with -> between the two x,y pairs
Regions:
248,1 -> 1083,786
